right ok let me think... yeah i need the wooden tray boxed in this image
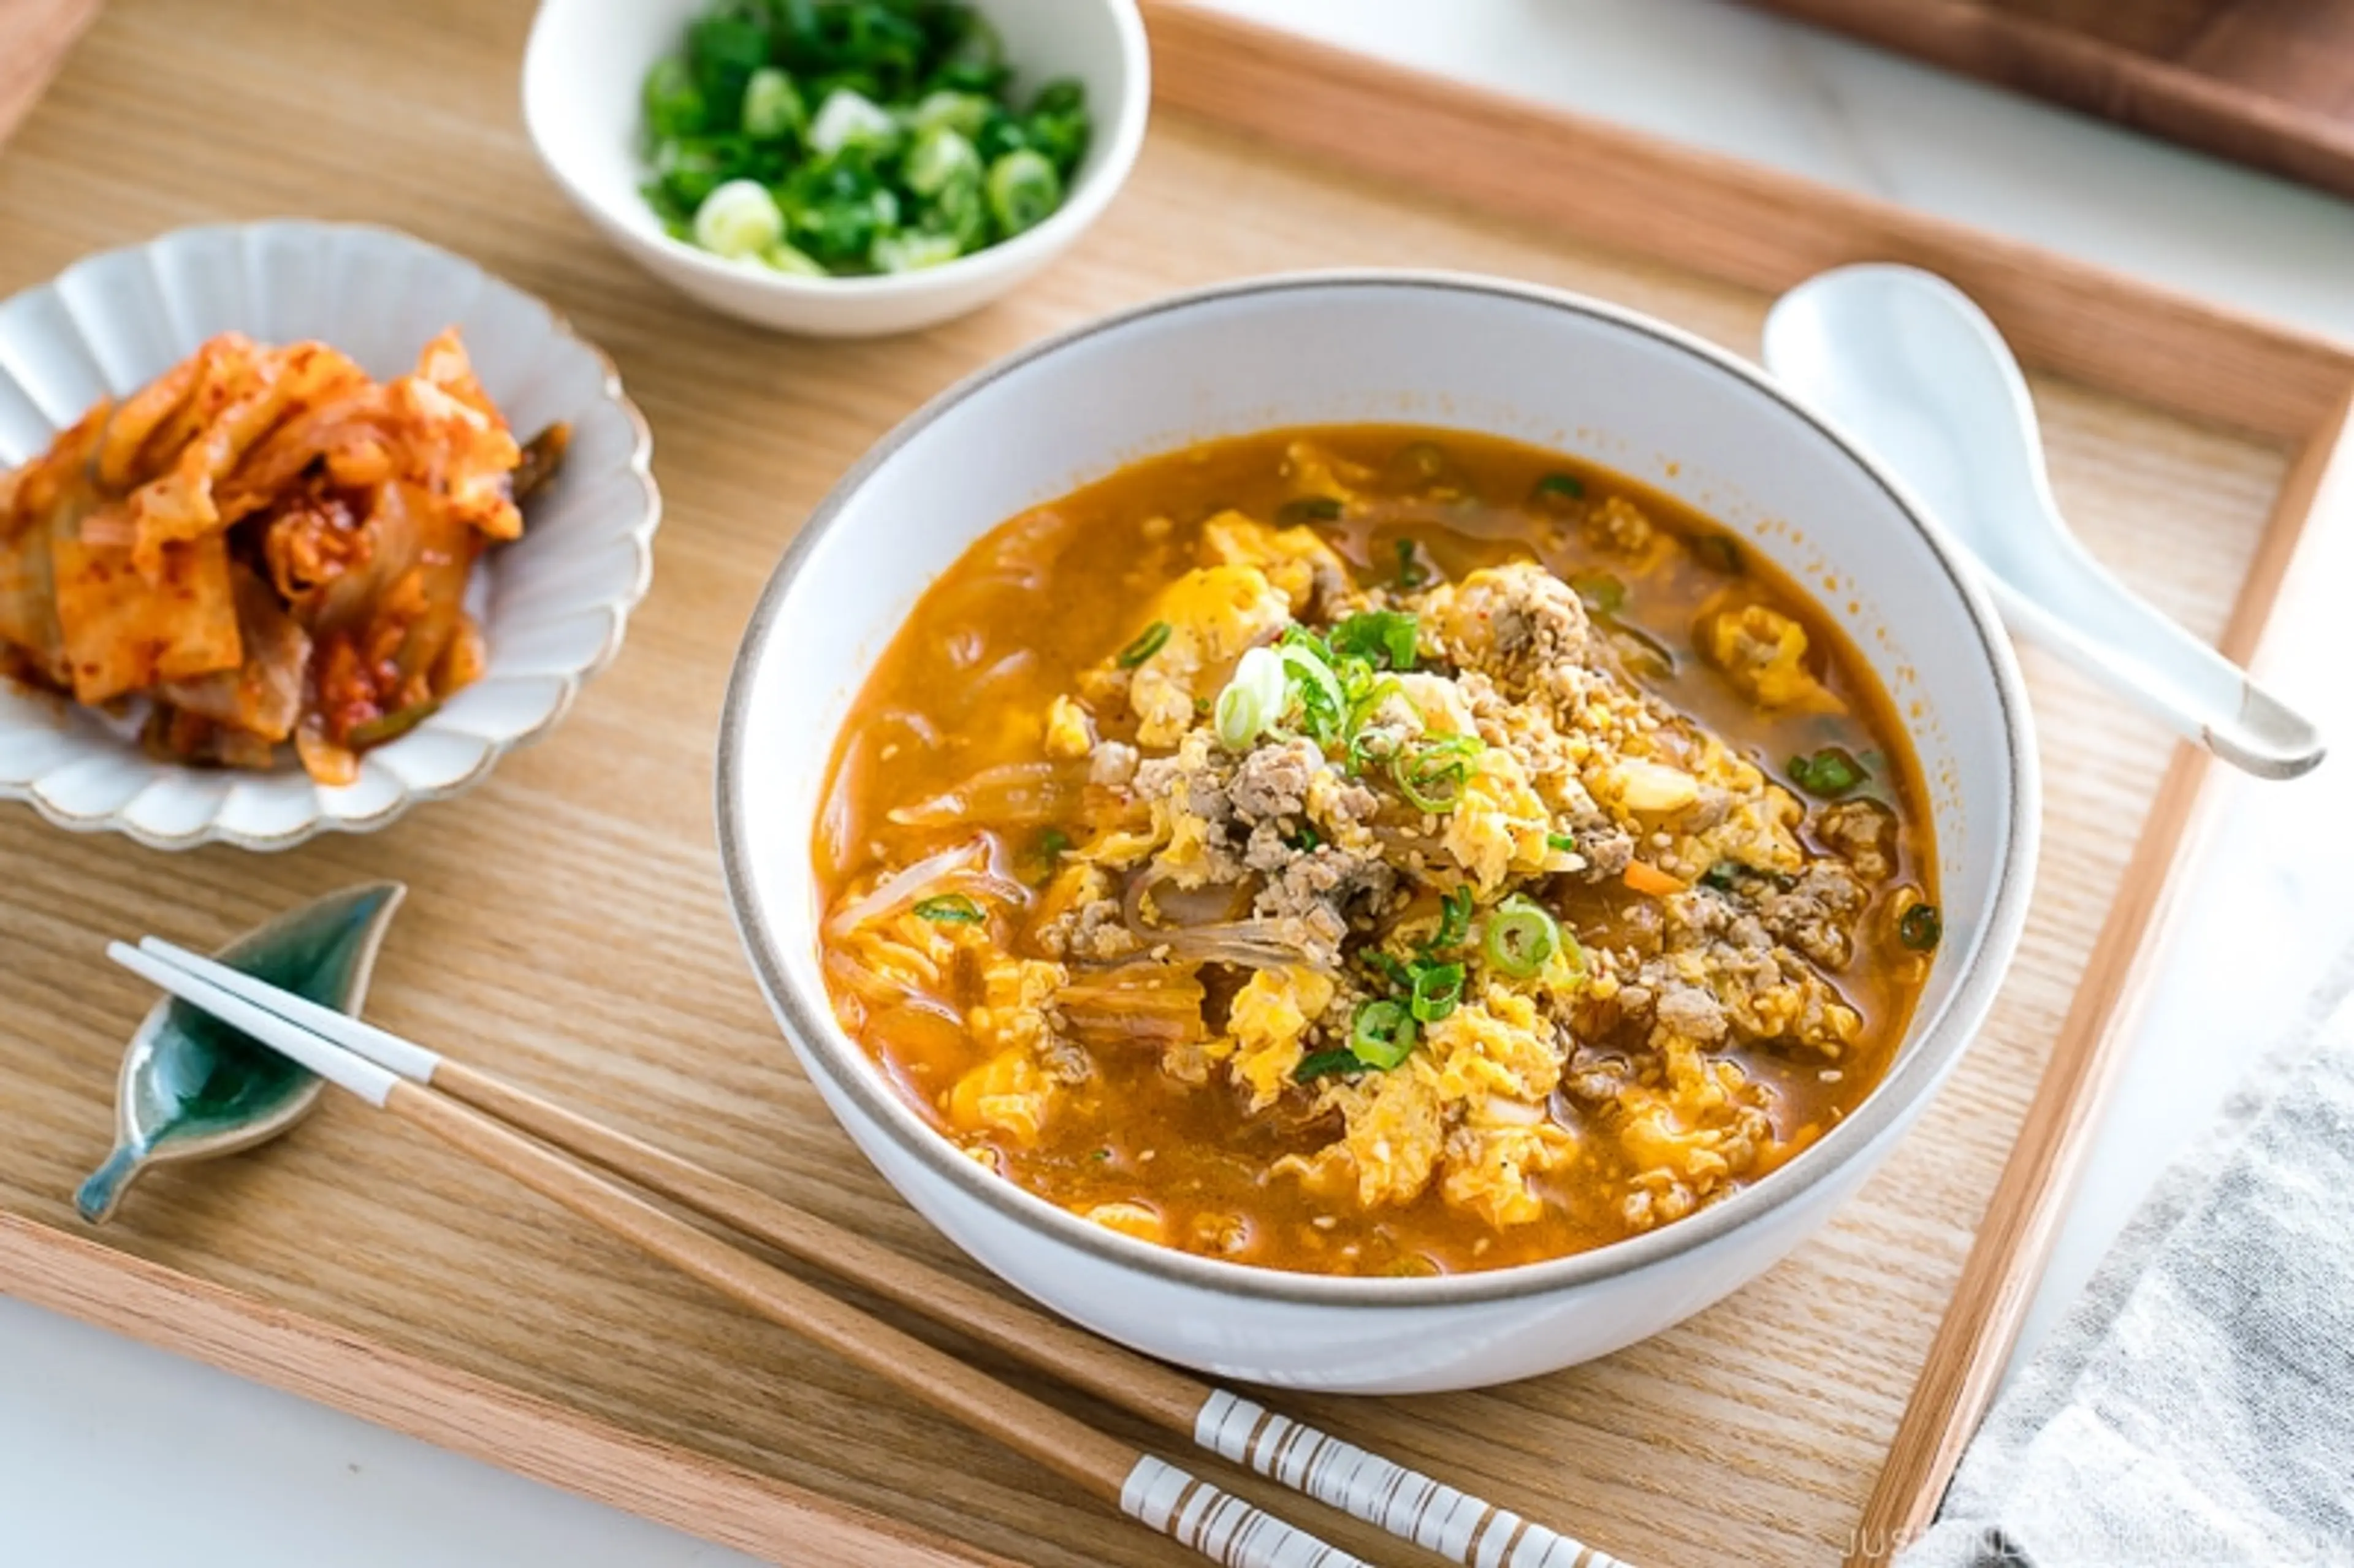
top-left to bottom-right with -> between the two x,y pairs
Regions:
1731,0 -> 2354,202
2,2 -> 2350,1564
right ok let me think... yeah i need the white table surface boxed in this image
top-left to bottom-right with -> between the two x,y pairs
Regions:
7,3 -> 2351,1562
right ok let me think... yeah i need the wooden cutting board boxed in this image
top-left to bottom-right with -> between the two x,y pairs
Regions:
1734,0 -> 2354,200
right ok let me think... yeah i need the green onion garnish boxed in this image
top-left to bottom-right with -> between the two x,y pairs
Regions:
1349,999 -> 1418,1070
912,894 -> 985,924
1899,903 -> 1943,952
1531,472 -> 1585,503
1213,644 -> 1287,751
1407,960 -> 1465,1024
1278,641 -> 1347,744
1546,831 -> 1577,853
1116,620 -> 1171,668
1393,537 -> 1428,589
1430,885 -> 1474,952
1569,571 -> 1626,616
1482,894 -> 1560,978
1295,1048 -> 1362,1083
1328,610 -> 1419,672
1392,733 -> 1481,813
1277,495 -> 1343,525
1699,861 -> 1743,891
1788,746 -> 1869,798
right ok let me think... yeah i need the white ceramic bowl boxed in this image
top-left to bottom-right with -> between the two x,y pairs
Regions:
522,0 -> 1150,337
718,272 -> 2041,1393
0,221 -> 659,852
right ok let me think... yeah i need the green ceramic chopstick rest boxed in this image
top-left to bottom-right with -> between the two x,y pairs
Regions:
76,881 -> 406,1224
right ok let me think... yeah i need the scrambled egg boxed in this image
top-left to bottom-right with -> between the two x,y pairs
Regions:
1199,512 -> 1351,615
1209,966 -> 1336,1110
1703,603 -> 1843,714
1124,563 -> 1290,745
1441,750 -> 1554,894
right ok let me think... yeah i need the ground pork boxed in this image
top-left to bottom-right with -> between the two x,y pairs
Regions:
1816,797 -> 1897,883
1754,861 -> 1869,969
1228,737 -> 1320,822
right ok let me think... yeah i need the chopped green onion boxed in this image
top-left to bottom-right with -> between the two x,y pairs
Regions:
1116,620 -> 1171,668
1483,895 -> 1560,978
908,88 -> 994,139
1407,961 -> 1465,1024
1288,823 -> 1322,852
1362,951 -> 1414,991
1899,902 -> 1943,952
870,231 -> 964,273
1278,641 -> 1347,744
1035,827 -> 1071,861
741,67 -> 806,140
1531,472 -> 1585,503
1546,831 -> 1578,853
912,894 -> 985,924
984,148 -> 1062,235
692,178 -> 787,259
1214,645 -> 1286,750
1788,746 -> 1869,798
644,56 -> 711,142
1393,537 -> 1428,588
1344,673 -> 1403,734
1295,1048 -> 1362,1083
761,240 -> 828,276
1277,495 -> 1343,525
807,86 -> 900,156
1349,999 -> 1417,1070
1392,734 -> 1482,813
1570,571 -> 1626,616
1431,885 -> 1474,951
1328,611 -> 1419,671
903,124 -> 982,197
1699,861 -> 1744,891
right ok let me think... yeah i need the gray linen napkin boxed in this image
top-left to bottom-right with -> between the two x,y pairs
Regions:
1900,947 -> 2354,1568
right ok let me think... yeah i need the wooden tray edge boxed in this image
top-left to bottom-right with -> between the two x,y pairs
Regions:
0,1213 -> 1008,1568
1141,0 -> 2354,444
1727,0 -> 2354,204
1845,384 -> 2354,1559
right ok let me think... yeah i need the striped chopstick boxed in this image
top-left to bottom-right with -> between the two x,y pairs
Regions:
118,935 -> 1633,1568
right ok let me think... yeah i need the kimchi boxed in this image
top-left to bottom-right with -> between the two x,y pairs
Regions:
0,329 -> 566,783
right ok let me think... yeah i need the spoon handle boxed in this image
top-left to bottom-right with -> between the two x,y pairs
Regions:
1762,264 -> 2323,780
1984,550 -> 2322,780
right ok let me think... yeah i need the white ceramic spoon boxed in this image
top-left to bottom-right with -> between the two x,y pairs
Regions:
1762,263 -> 2323,780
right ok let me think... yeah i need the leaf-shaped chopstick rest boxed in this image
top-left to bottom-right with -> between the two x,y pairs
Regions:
76,881 -> 406,1224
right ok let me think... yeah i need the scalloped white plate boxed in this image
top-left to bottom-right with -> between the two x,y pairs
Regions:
0,221 -> 660,850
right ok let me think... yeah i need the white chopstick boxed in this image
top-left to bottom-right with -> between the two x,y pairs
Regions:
109,938 -> 1377,1567
119,936 -> 1636,1568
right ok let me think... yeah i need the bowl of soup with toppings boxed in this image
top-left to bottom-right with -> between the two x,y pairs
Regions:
718,272 -> 2038,1392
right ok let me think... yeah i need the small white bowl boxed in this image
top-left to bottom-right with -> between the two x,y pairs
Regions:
719,272 -> 2042,1393
0,220 -> 660,852
522,0 -> 1151,338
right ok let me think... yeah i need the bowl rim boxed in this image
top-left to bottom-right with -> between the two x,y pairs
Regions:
520,0 -> 1152,302
0,217 -> 661,853
717,268 -> 2043,1308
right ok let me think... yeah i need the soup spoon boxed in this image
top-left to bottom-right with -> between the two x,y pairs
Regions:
1761,264 -> 2323,780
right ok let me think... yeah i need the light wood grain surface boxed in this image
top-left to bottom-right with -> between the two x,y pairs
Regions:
0,1 -> 2334,1564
